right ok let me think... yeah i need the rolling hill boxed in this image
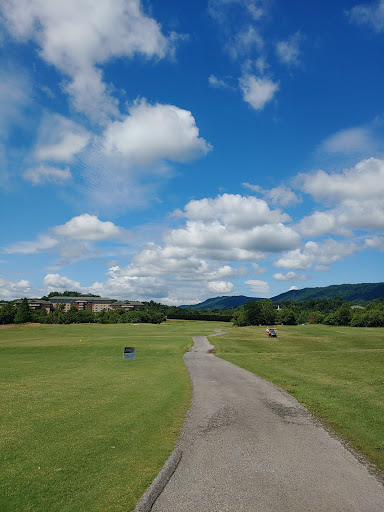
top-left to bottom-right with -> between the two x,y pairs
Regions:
271,282 -> 384,302
179,282 -> 384,310
179,295 -> 262,310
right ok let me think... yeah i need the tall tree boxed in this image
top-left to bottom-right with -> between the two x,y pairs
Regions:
14,298 -> 32,324
0,303 -> 16,324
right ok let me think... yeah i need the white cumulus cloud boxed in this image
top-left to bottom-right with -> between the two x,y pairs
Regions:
3,214 -> 128,263
273,271 -> 308,281
53,214 -> 128,241
298,157 -> 384,202
275,240 -> 359,270
103,100 -> 212,165
239,74 -> 279,110
296,158 -> 384,234
207,281 -> 234,293
1,0 -> 172,122
0,277 -> 32,299
244,183 -> 301,207
43,273 -> 81,292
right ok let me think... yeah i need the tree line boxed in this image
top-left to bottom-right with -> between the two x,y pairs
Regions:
0,299 -> 166,325
232,297 -> 384,327
1,295 -> 384,327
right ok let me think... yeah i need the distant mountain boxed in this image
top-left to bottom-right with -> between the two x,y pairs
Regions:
179,295 -> 263,310
180,283 -> 384,310
271,282 -> 384,302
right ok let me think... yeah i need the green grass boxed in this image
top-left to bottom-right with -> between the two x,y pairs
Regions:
210,324 -> 384,472
3,322 -> 384,511
0,320 -> 228,512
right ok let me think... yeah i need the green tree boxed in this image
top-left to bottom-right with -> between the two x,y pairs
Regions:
260,300 -> 277,325
276,308 -> 297,325
246,300 -> 264,325
0,303 -> 16,324
14,298 -> 32,324
232,310 -> 248,326
65,305 -> 80,323
32,308 -> 48,323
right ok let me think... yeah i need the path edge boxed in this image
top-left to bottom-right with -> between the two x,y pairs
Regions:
133,448 -> 182,512
133,330 -> 226,511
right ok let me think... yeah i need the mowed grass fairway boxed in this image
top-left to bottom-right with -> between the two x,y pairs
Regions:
0,321 -> 228,512
211,324 -> 384,472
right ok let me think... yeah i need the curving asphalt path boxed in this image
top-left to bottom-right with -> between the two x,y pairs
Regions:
146,333 -> 384,511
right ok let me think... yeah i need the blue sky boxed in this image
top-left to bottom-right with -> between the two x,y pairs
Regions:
1,0 -> 384,304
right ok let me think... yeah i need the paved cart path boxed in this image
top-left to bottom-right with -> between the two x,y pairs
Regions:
150,334 -> 384,512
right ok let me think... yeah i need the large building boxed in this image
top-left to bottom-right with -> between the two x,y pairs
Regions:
13,299 -> 52,313
48,296 -> 143,313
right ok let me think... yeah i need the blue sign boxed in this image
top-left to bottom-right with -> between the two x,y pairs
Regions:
124,347 -> 136,360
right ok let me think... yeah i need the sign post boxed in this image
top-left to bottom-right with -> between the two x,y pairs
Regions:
123,347 -> 136,360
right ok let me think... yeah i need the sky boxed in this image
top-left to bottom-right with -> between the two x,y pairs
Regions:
1,0 -> 384,305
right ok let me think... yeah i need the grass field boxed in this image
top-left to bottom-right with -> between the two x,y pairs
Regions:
211,324 -> 384,473
0,321 -> 228,512
2,322 -> 384,511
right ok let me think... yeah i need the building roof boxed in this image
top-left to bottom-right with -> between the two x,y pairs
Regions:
14,298 -> 52,304
48,296 -> 112,301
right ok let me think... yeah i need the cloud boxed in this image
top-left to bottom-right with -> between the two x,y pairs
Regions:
320,127 -> 376,154
43,267 -> 237,304
4,234 -> 59,255
208,75 -> 232,89
35,192 -> 297,303
167,221 -> 300,261
275,239 -> 359,270
239,74 -> 279,110
3,214 -> 128,262
227,26 -> 264,59
252,263 -> 267,275
102,100 -> 212,165
183,193 -> 291,226
364,236 -> 384,250
275,31 -> 303,66
289,285 -> 299,291
34,114 -> 90,162
208,0 -> 266,24
53,214 -> 129,241
244,279 -> 270,295
90,266 -> 171,300
207,281 -> 234,293
347,0 -> 384,32
0,68 -> 32,135
166,194 -> 300,261
0,277 -> 32,299
296,158 -> 384,234
296,211 -> 350,237
244,183 -> 301,206
298,158 -> 384,201
273,271 -> 308,281
1,0 -> 173,122
208,0 -> 283,114
23,165 -> 72,185
43,273 -> 81,292
111,243 -> 246,283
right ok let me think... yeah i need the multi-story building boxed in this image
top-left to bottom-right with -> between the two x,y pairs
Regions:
48,296 -> 143,313
13,299 -> 52,313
